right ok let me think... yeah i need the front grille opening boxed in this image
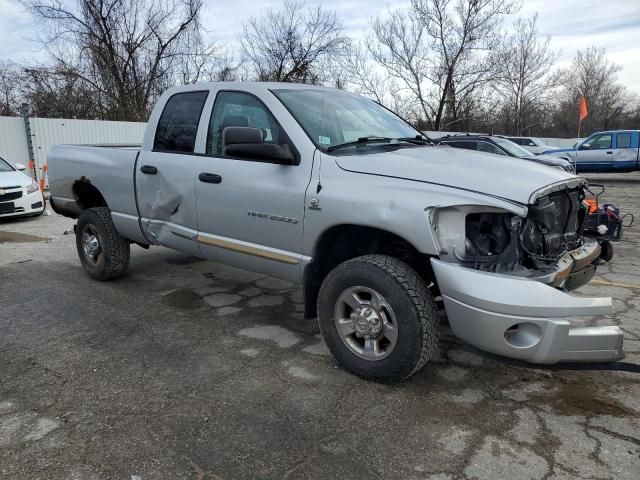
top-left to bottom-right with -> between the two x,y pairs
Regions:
521,188 -> 585,261
0,191 -> 23,202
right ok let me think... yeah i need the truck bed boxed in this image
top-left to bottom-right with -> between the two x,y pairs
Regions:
48,144 -> 144,242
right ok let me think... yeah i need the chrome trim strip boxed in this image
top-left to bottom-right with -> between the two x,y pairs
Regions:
196,232 -> 308,265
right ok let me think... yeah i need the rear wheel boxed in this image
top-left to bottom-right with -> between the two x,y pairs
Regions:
76,207 -> 130,280
318,255 -> 439,383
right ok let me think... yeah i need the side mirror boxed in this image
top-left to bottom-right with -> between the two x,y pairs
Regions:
14,163 -> 26,171
581,143 -> 591,150
222,126 -> 297,165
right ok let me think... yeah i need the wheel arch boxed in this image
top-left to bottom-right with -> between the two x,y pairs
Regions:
73,179 -> 109,210
50,179 -> 110,219
303,224 -> 437,319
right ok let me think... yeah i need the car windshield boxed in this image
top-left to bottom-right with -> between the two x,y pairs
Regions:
0,157 -> 15,172
272,88 -> 422,152
493,138 -> 533,157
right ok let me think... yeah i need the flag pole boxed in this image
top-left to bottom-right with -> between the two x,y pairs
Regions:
577,120 -> 581,140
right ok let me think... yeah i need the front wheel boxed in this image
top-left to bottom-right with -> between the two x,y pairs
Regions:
318,255 -> 439,383
599,240 -> 614,262
75,207 -> 130,280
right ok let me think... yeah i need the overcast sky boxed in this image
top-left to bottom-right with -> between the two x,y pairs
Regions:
2,0 -> 639,92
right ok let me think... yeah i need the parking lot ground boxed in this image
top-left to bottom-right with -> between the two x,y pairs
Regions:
1,173 -> 639,480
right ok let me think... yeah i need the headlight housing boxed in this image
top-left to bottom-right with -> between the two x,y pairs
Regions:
26,179 -> 39,194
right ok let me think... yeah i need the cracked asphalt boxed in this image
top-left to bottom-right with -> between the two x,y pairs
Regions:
1,173 -> 639,480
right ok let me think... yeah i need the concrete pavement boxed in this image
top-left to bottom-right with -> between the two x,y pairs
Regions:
1,173 -> 639,479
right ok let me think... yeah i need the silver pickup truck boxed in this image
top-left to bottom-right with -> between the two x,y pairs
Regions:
48,82 -> 624,382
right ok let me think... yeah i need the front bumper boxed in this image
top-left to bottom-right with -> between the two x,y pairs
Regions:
0,188 -> 45,218
431,259 -> 624,364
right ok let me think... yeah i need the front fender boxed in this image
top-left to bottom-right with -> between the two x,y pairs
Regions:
303,163 -> 527,257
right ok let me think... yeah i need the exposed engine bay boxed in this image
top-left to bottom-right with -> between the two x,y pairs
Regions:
432,185 -> 602,290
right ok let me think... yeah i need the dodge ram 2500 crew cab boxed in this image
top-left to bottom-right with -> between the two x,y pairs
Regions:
48,82 -> 624,382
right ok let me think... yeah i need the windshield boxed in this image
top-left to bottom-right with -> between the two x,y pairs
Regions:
493,138 -> 533,157
272,89 -> 421,152
0,157 -> 15,172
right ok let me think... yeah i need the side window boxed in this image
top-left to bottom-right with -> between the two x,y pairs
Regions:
588,134 -> 612,149
207,91 -> 287,157
476,142 -> 506,155
153,91 -> 208,153
617,133 -> 631,149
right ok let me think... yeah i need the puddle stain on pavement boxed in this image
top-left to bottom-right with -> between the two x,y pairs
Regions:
0,231 -> 50,243
160,288 -> 205,309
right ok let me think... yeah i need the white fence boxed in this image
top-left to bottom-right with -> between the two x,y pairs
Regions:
0,117 -> 30,168
2,117 -> 581,187
0,116 -> 146,187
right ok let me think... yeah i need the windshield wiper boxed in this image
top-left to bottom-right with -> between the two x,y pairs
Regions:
396,135 -> 432,145
326,136 -> 395,152
326,135 -> 432,152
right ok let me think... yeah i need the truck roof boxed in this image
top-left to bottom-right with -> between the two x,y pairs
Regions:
589,130 -> 640,134
164,81 -> 339,96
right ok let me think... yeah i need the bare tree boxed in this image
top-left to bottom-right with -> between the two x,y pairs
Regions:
0,61 -> 23,116
23,0 -> 219,121
21,65 -> 102,118
553,47 -> 629,136
369,0 -> 518,130
495,14 -> 561,135
240,0 -> 349,84
338,42 -> 400,105
368,9 -> 434,127
413,0 -> 519,129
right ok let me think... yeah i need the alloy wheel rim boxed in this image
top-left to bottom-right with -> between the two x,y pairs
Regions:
334,286 -> 398,361
82,224 -> 102,265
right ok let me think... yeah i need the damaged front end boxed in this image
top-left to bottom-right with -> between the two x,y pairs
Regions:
436,184 -> 600,291
429,181 -> 624,364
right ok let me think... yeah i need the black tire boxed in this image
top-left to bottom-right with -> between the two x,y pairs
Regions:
76,207 -> 130,280
318,255 -> 439,383
599,240 -> 614,262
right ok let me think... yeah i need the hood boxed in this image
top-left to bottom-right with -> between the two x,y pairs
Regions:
522,154 -> 571,167
0,170 -> 32,189
542,147 -> 576,155
334,145 -> 577,205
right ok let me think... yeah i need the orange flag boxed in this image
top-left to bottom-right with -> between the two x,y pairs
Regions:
579,96 -> 588,123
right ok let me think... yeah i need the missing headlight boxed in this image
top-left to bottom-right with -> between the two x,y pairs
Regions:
464,212 -> 524,273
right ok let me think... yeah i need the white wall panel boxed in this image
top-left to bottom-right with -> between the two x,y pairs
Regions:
0,117 -> 29,166
0,117 -> 146,185
30,118 -> 146,185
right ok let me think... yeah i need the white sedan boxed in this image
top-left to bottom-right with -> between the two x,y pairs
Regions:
0,156 -> 45,219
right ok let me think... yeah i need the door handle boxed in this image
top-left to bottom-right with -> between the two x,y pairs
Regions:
140,165 -> 158,174
199,173 -> 222,184
606,151 -> 613,154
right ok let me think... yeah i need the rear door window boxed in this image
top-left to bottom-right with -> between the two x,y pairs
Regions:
616,133 -> 632,149
153,91 -> 209,153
